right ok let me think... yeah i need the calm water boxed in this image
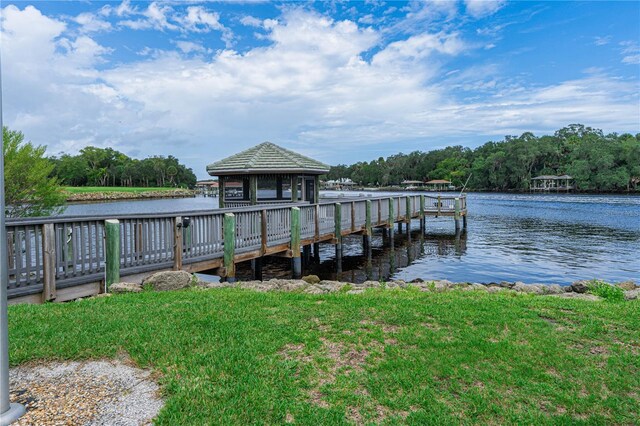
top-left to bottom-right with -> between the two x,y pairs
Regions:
61,192 -> 640,285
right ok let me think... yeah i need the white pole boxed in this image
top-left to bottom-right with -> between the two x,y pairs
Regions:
0,17 -> 26,424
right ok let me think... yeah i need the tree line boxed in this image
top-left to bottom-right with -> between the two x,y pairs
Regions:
50,147 -> 197,188
326,125 -> 640,192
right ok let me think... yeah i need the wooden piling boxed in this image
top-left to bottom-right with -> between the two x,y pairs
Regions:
405,196 -> 411,223
291,207 -> 301,278
105,219 -> 120,290
334,203 -> 342,259
454,197 -> 461,231
223,213 -> 236,282
173,216 -> 183,271
42,223 -> 56,301
419,195 -> 425,231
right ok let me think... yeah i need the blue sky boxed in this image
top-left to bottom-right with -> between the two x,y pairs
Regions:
1,1 -> 639,179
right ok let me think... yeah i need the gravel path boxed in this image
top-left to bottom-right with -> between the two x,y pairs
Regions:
9,358 -> 164,425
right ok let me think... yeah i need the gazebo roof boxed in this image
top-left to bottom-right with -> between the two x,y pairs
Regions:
426,179 -> 451,184
532,175 -> 573,180
207,142 -> 330,176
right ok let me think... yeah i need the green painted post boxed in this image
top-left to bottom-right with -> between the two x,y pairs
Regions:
105,219 -> 120,290
454,197 -> 461,231
219,180 -> 225,208
291,207 -> 301,278
223,213 -> 236,282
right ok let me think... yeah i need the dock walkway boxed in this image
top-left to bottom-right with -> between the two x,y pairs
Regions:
6,194 -> 467,304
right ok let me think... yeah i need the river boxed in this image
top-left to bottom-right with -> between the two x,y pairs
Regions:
60,192 -> 640,285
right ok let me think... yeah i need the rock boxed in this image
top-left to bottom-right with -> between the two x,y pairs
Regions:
95,293 -> 113,298
571,280 -> 590,294
548,293 -> 601,301
361,280 -> 381,289
304,285 -> 326,295
301,275 -> 320,284
543,284 -> 564,295
486,286 -> 506,293
410,278 -> 424,283
469,283 -> 488,291
624,289 -> 640,300
196,280 -> 231,289
499,281 -> 515,289
347,289 -> 365,294
142,271 -> 194,291
279,280 -> 309,292
512,282 -> 544,294
616,281 -> 637,291
109,282 -> 142,293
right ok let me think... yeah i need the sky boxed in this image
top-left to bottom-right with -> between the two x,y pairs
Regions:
1,1 -> 639,180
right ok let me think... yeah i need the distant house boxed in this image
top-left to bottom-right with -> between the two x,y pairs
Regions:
425,179 -> 455,191
530,175 -> 575,192
195,180 -> 219,196
206,142 -> 330,207
324,178 -> 357,190
401,180 -> 424,189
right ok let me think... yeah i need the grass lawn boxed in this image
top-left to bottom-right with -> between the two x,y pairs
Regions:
8,289 -> 640,425
63,186 -> 180,194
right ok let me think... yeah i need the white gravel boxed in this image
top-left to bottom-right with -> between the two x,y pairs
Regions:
9,359 -> 164,425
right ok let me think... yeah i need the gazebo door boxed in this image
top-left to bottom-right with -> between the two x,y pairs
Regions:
304,178 -> 315,203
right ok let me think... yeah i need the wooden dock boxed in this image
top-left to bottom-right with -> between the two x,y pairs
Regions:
6,194 -> 467,304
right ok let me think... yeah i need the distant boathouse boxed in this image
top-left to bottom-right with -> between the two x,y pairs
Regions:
530,175 -> 575,192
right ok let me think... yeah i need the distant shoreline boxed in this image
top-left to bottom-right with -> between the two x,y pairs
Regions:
332,187 -> 640,195
64,188 -> 196,202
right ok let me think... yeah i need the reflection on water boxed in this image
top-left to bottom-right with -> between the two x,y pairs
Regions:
62,192 -> 640,285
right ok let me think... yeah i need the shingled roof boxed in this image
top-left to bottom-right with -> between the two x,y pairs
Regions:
207,142 -> 330,176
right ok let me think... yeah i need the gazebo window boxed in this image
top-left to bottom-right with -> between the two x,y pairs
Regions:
258,176 -> 278,200
224,177 -> 249,201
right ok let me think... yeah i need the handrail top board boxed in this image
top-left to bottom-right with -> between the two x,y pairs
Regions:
6,194 -> 466,226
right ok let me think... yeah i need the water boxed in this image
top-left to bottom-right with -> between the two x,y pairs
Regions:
60,192 -> 640,285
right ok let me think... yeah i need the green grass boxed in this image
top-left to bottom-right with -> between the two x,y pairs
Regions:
587,280 -> 626,302
9,289 -> 640,425
63,186 -> 180,194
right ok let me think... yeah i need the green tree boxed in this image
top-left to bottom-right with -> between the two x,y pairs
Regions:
3,127 -> 65,217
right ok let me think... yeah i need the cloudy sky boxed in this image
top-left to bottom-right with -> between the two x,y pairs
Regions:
1,1 -> 639,179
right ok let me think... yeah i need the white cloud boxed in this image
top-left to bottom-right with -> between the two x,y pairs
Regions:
74,12 -> 113,33
1,4 -> 638,179
464,0 -> 506,18
239,15 -> 262,27
594,35 -> 611,46
174,40 -> 210,54
620,40 -> 640,65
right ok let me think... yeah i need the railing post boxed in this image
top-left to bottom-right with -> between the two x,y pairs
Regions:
364,200 -> 372,255
405,196 -> 411,222
419,195 -> 425,231
260,209 -> 267,255
105,219 -> 120,290
314,204 -> 320,240
437,195 -> 442,217
351,201 -> 356,232
173,216 -> 183,271
42,223 -> 56,302
334,203 -> 342,260
462,196 -> 468,229
291,207 -> 301,278
454,198 -> 461,231
223,213 -> 236,282
387,198 -> 395,248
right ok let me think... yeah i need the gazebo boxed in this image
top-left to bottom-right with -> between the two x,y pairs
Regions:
206,142 -> 330,208
425,179 -> 454,191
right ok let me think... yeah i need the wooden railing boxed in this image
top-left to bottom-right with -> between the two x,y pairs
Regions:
6,194 -> 466,302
